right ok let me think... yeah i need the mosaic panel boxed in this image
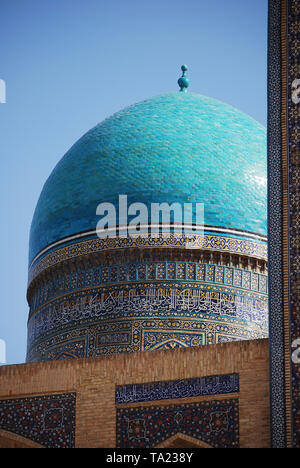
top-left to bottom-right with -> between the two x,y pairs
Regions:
187,263 -> 196,280
119,265 -> 127,282
0,393 -> 76,448
242,271 -> 251,289
129,264 -> 137,281
147,263 -> 156,280
116,399 -> 239,448
196,264 -> 206,281
46,338 -> 86,361
115,373 -> 239,404
233,269 -> 242,287
137,264 -> 146,280
111,266 -> 118,282
177,263 -> 186,279
157,263 -> 166,279
215,266 -> 224,283
259,275 -> 268,293
224,268 -> 233,285
206,265 -> 215,282
142,330 -> 205,351
102,266 -> 109,282
97,332 -> 130,346
167,262 -> 176,279
252,273 -> 259,291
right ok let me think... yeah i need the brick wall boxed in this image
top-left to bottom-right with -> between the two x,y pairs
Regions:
0,339 -> 270,448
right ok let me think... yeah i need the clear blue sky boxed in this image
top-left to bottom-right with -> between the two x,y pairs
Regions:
0,0 -> 268,365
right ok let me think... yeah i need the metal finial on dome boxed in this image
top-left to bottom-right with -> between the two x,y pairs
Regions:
178,64 -> 190,92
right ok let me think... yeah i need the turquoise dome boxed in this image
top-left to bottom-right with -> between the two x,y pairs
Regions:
29,92 -> 267,264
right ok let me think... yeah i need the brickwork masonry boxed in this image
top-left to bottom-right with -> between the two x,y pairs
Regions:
0,339 -> 270,448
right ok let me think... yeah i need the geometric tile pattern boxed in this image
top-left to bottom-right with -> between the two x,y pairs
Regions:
269,0 -> 300,448
286,0 -> 300,448
0,393 -> 76,448
268,0 -> 287,448
116,399 -> 239,448
28,232 -> 268,286
28,261 -> 268,315
26,278 -> 268,362
115,373 -> 239,404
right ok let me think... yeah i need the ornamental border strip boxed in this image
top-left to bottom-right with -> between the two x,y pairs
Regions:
28,260 -> 268,315
286,0 -> 300,448
27,280 -> 269,326
28,233 -> 268,287
268,0 -> 300,448
115,373 -> 239,404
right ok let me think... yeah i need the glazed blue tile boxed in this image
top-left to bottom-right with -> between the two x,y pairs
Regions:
29,92 -> 267,262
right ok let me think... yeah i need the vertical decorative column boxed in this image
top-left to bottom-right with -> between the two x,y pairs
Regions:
268,0 -> 300,448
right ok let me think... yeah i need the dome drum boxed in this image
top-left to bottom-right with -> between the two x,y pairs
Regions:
26,239 -> 268,362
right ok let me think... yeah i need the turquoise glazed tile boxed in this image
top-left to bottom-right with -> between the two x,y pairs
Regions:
29,92 -> 267,263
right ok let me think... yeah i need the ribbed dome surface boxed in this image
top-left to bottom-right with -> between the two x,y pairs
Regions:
29,92 -> 267,263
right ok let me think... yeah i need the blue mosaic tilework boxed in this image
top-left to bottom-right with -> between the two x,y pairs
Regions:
143,330 -> 206,350
26,280 -> 268,362
46,339 -> 86,361
28,282 -> 268,339
268,0 -> 300,448
29,92 -> 267,263
116,399 -> 239,448
286,0 -> 300,448
115,373 -> 239,404
28,233 -> 267,285
0,393 -> 76,448
28,261 -> 267,315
